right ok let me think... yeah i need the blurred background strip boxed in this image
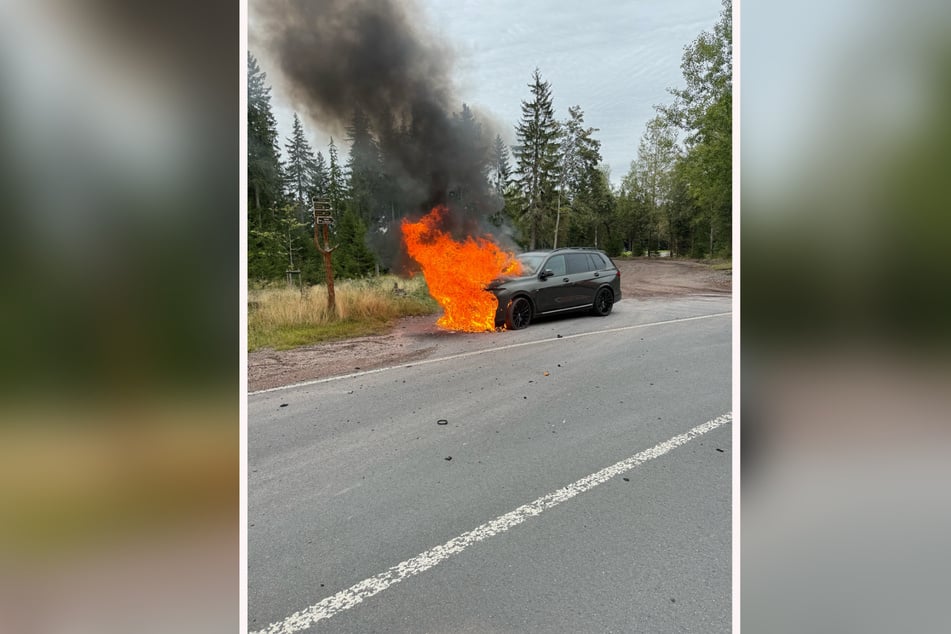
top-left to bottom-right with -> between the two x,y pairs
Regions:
742,0 -> 951,632
0,1 -> 238,632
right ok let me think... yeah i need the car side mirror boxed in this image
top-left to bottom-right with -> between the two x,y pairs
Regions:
539,269 -> 554,280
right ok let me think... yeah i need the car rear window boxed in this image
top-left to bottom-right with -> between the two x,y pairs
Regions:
565,253 -> 590,274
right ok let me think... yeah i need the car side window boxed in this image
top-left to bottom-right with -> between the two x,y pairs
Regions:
546,255 -> 566,277
586,253 -> 601,271
565,253 -> 590,274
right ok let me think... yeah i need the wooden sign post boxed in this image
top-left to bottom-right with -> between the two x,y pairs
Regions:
313,199 -> 337,314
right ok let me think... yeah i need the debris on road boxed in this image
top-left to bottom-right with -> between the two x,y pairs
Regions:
437,419 -> 448,425
444,456 -> 452,461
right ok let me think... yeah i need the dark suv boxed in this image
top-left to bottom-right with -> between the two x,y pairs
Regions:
487,247 -> 622,330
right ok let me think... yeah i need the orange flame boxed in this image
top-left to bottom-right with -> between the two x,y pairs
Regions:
402,205 -> 522,332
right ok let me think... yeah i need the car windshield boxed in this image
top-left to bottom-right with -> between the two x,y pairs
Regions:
516,253 -> 546,275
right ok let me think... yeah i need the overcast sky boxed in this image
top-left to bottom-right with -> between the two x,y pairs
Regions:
257,0 -> 722,187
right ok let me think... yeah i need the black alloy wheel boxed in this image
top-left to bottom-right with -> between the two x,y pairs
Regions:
505,297 -> 532,330
592,287 -> 614,316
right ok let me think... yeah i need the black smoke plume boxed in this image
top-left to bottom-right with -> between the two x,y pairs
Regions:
252,0 -> 504,259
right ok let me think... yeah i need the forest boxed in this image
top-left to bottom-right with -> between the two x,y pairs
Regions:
248,0 -> 731,284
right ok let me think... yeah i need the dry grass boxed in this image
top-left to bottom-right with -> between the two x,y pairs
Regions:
248,275 -> 438,350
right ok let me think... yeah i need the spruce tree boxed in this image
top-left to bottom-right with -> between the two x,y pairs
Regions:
513,68 -> 560,249
451,103 -> 490,213
247,53 -> 284,222
334,210 -> 377,279
346,108 -> 381,224
327,137 -> 346,216
305,151 -> 330,218
489,134 -> 512,198
559,106 -> 602,202
488,134 -> 513,226
248,53 -> 288,281
283,113 -> 319,223
557,105 -> 604,246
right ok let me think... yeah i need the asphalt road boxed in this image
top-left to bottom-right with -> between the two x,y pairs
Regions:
249,296 -> 732,633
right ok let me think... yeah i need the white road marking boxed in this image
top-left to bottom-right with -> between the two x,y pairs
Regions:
249,311 -> 731,395
252,412 -> 732,634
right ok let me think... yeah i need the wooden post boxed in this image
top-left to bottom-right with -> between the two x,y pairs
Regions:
321,222 -> 336,312
313,199 -> 337,315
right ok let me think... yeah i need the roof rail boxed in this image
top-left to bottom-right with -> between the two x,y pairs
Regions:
551,246 -> 599,252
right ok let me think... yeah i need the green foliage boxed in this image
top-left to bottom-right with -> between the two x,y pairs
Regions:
560,105 -> 602,200
489,134 -> 512,197
557,105 -> 608,248
326,137 -> 347,216
346,108 -> 384,224
247,53 -> 284,216
283,113 -> 321,223
451,103 -> 492,212
657,0 -> 732,256
334,210 -> 377,278
487,134 -> 514,226
513,68 -> 561,249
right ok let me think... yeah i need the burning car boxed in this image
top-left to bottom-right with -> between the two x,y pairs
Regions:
486,248 -> 622,330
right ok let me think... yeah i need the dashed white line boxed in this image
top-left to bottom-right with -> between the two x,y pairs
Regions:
251,412 -> 732,634
249,311 -> 731,395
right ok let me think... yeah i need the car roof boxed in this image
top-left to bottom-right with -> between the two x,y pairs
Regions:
520,248 -> 603,256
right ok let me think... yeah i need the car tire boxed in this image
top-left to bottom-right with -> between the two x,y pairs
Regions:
592,287 -> 614,316
505,297 -> 532,330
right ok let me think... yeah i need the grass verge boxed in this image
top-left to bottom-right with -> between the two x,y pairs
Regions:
248,275 -> 439,351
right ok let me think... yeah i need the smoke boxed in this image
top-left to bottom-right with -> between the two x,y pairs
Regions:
252,0 -> 504,256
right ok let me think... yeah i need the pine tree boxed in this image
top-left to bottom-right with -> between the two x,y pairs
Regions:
513,68 -> 561,249
284,113 -> 319,223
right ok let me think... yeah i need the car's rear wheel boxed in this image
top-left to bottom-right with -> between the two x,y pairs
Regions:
592,287 -> 614,316
505,297 -> 532,330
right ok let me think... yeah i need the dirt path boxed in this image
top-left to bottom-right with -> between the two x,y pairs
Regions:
248,258 -> 731,392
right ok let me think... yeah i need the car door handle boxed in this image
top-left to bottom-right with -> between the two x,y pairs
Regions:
594,272 -> 600,277
562,277 -> 569,283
